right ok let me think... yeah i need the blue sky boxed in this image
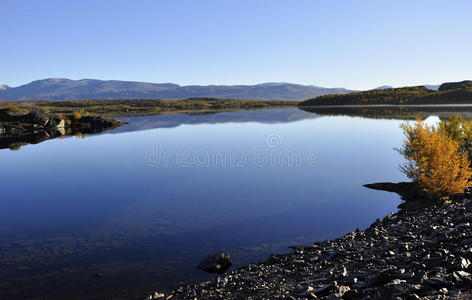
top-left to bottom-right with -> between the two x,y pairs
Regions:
1,0 -> 471,89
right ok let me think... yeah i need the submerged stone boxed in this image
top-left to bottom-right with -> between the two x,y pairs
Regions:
197,252 -> 232,274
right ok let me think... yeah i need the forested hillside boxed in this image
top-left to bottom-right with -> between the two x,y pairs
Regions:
299,81 -> 472,106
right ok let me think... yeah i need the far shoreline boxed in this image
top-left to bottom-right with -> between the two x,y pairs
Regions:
299,103 -> 472,108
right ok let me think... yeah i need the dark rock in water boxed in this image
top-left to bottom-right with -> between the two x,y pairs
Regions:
363,182 -> 426,202
28,130 -> 50,144
197,252 -> 232,274
71,115 -> 121,132
289,244 -> 304,254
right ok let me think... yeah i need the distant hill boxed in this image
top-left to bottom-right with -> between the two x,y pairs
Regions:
375,85 -> 440,90
374,85 -> 393,90
424,84 -> 440,91
299,80 -> 472,106
0,85 -> 9,91
0,78 -> 353,101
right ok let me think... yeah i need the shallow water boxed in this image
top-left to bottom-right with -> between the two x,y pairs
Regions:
0,108 -> 409,299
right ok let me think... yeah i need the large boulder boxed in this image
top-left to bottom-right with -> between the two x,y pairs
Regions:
197,252 -> 233,274
0,109 -> 50,127
45,116 -> 64,128
25,110 -> 49,126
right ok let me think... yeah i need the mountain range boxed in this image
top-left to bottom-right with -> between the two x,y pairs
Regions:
374,85 -> 440,90
0,78 -> 354,101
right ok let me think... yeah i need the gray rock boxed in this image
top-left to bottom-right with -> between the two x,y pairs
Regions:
197,251 -> 232,274
368,268 -> 397,287
423,277 -> 448,289
313,283 -> 333,296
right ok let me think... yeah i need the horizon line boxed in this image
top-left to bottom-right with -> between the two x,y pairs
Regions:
0,77 -> 450,91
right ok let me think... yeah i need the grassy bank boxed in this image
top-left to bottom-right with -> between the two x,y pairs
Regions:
0,98 -> 299,116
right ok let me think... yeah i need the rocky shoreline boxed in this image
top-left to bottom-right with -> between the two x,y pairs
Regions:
149,184 -> 472,299
0,108 -> 124,150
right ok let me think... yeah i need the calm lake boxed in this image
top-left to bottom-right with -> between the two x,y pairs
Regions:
0,107 -> 421,299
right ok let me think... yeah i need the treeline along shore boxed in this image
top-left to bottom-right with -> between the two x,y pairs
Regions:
298,80 -> 472,106
0,98 -> 299,116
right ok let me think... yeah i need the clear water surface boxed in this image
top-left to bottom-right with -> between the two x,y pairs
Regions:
0,108 -> 409,299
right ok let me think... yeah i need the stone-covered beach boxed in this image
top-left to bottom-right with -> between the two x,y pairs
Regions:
150,185 -> 472,299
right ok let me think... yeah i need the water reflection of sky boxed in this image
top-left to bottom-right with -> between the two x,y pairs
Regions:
0,108 -> 410,299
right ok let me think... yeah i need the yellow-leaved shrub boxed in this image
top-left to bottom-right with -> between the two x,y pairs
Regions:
439,115 -> 472,162
399,118 -> 472,196
73,112 -> 82,120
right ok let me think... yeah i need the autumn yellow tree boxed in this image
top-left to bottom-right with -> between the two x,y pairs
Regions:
399,118 -> 472,196
439,115 -> 472,162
